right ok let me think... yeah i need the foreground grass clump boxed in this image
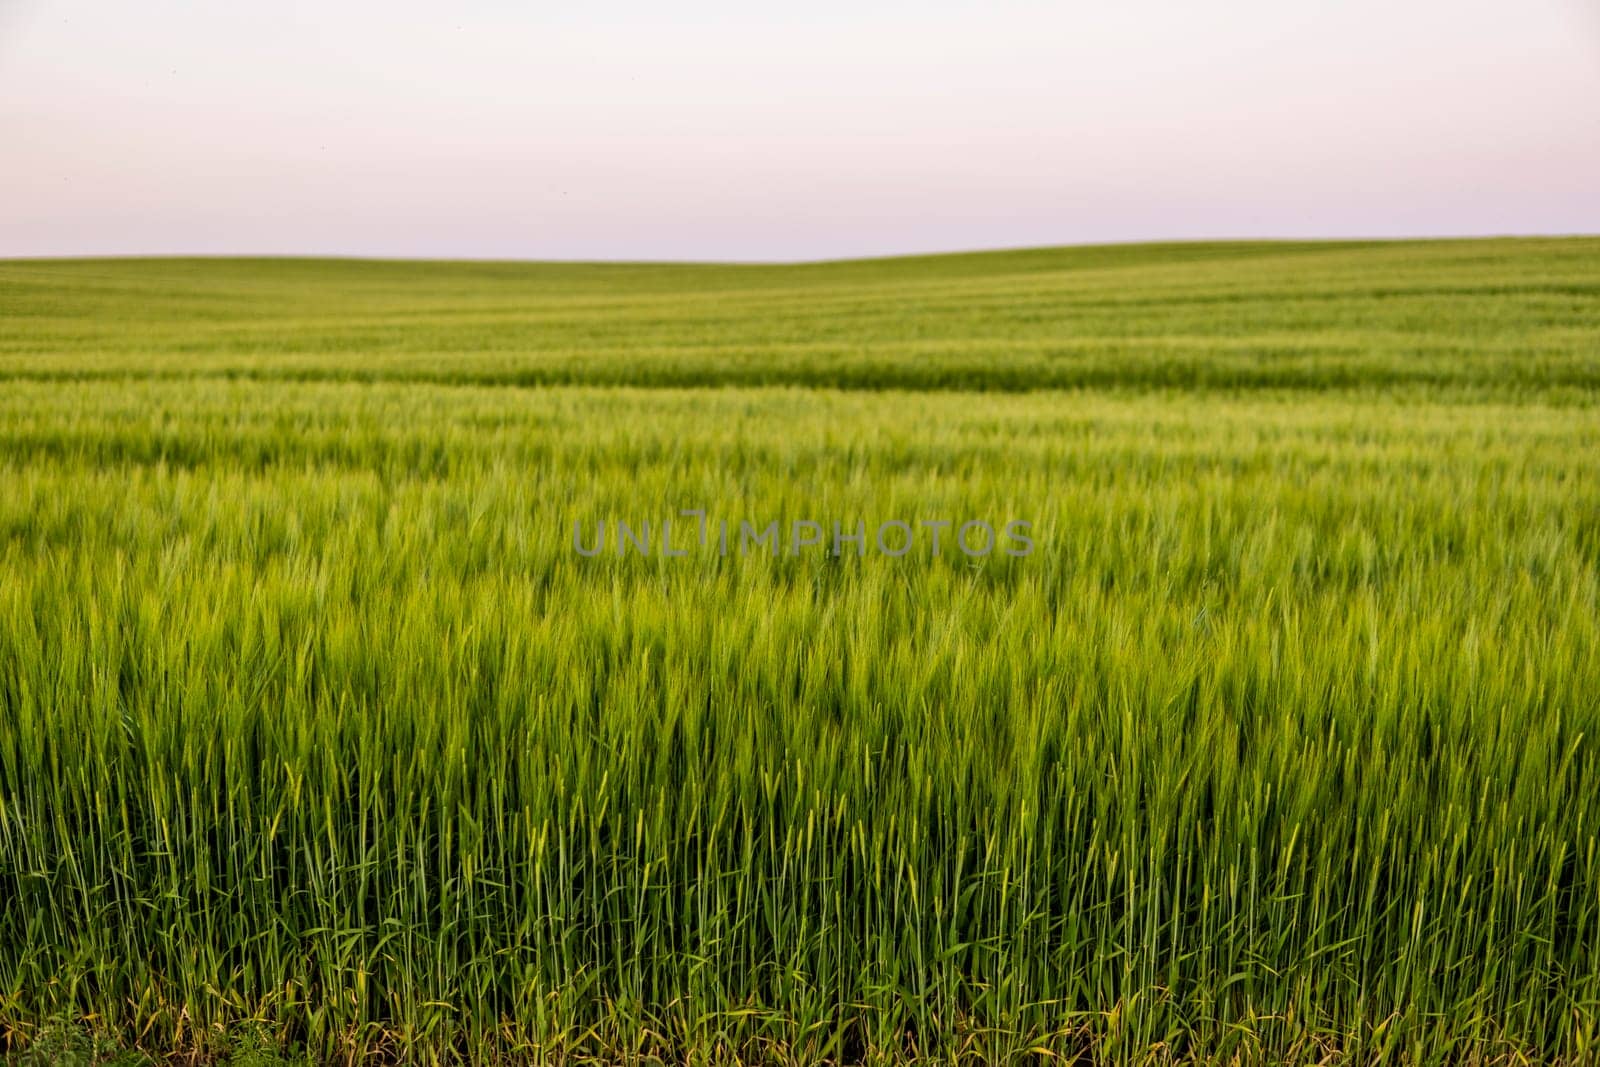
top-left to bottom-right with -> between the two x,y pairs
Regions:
1,240 -> 1599,1063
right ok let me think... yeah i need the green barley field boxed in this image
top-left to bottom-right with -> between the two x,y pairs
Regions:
2,238 -> 1599,1065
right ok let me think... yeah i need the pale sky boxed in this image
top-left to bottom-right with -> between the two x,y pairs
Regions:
2,0 -> 1597,260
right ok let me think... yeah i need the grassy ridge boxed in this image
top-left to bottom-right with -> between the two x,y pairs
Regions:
2,238 -> 1598,392
2,241 -> 1600,1063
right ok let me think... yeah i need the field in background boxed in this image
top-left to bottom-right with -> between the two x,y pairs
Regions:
4,238 -> 1597,392
2,239 -> 1599,1064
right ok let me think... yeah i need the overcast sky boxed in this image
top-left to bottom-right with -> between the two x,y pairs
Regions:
2,0 -> 1597,260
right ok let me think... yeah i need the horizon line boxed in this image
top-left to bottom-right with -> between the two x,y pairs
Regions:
3,233 -> 1598,270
